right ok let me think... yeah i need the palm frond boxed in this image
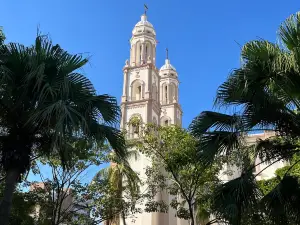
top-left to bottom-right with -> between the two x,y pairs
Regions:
76,94 -> 120,125
212,172 -> 261,225
197,131 -> 241,165
189,111 -> 241,136
278,12 -> 300,51
241,40 -> 281,64
261,175 -> 300,224
0,33 -> 124,174
256,137 -> 298,163
88,122 -> 126,159
191,11 -> 300,225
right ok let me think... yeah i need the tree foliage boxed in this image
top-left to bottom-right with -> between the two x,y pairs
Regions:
0,33 -> 125,224
133,124 -> 220,225
190,11 -> 300,225
0,27 -> 5,44
1,186 -> 36,225
89,150 -> 141,225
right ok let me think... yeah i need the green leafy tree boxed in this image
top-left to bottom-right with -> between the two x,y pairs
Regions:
4,187 -> 36,225
244,153 -> 300,224
133,124 -> 220,225
0,35 -> 125,225
90,151 -> 141,225
26,137 -> 111,225
0,179 -> 39,225
256,153 -> 300,197
190,11 -> 300,225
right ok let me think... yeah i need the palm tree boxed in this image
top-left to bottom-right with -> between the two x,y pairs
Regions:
93,151 -> 140,225
190,12 -> 300,225
0,35 -> 125,225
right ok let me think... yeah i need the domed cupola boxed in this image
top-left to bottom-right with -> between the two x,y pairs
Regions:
159,49 -> 179,106
159,49 -> 178,77
132,14 -> 156,37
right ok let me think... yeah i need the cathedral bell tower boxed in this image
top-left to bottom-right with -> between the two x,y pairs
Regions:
121,13 -> 160,135
159,49 -> 182,127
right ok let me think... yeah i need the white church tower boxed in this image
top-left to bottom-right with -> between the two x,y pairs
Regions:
120,11 -> 184,225
159,49 -> 182,127
120,12 -> 160,132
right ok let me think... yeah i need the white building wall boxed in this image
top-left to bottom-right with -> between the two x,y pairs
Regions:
246,132 -> 287,181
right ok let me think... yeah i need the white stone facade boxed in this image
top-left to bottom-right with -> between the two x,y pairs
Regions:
120,13 -> 185,225
219,131 -> 287,182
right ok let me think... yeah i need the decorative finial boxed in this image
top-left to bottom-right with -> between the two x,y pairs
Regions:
144,4 -> 148,15
166,48 -> 169,60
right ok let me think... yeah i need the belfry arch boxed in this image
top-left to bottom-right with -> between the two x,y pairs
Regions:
131,79 -> 144,101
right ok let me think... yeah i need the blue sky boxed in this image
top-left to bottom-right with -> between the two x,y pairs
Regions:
1,0 -> 299,182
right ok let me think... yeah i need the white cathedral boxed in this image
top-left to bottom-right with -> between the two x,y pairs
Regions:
119,12 -> 188,225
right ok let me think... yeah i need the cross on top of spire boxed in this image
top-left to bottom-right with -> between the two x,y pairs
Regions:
144,4 -> 148,15
166,48 -> 169,60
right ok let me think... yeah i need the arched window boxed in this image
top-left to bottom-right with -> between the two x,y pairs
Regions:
131,80 -> 143,101
133,124 -> 139,134
164,120 -> 169,126
145,42 -> 152,62
153,117 -> 158,125
135,42 -> 141,65
169,83 -> 177,103
129,115 -> 142,139
161,83 -> 169,105
161,116 -> 171,126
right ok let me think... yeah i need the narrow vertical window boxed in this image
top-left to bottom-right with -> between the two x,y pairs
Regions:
165,86 -> 168,103
137,86 -> 141,99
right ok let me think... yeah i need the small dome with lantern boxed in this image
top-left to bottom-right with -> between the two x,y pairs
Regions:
159,49 -> 178,77
132,14 -> 156,36
160,59 -> 176,72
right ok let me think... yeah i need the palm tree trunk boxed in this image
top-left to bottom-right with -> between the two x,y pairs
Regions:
0,169 -> 19,225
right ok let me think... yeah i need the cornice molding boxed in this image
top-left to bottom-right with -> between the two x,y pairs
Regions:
123,63 -> 158,72
126,104 -> 146,110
